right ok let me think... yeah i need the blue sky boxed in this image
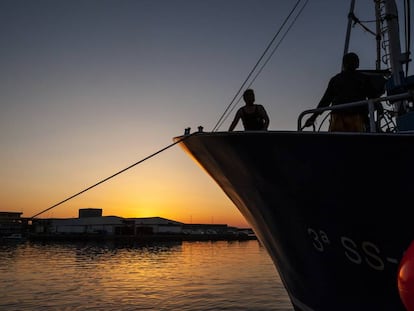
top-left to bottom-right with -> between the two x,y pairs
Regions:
0,1 -> 412,226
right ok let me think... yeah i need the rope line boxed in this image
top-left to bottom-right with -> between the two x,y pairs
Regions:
30,133 -> 197,219
211,0 -> 303,132
214,0 -> 309,130
246,0 -> 309,90
29,1 -> 313,219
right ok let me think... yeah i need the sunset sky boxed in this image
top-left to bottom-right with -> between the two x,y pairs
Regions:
1,1 -> 412,227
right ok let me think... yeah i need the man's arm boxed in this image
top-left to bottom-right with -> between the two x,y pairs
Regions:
260,106 -> 270,130
304,78 -> 335,127
228,109 -> 242,131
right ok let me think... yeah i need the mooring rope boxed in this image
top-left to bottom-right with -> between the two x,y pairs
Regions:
30,132 -> 197,219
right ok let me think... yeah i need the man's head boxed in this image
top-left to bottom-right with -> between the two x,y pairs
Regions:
342,52 -> 359,71
243,89 -> 255,105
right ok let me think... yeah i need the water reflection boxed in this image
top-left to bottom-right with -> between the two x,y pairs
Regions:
0,240 -> 292,310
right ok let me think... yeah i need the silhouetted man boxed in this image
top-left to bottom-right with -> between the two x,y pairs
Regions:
228,89 -> 269,131
304,52 -> 378,132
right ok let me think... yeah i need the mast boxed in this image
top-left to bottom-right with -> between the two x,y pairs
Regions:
343,0 -> 356,58
382,0 -> 404,89
375,1 -> 382,70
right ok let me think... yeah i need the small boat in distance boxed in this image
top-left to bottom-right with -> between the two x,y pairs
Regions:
176,1 -> 414,310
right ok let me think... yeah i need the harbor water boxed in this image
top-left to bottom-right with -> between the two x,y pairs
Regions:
0,239 -> 293,310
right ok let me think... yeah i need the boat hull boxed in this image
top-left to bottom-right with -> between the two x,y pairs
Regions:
177,131 -> 414,311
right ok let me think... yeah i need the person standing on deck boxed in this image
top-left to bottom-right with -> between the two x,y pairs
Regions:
304,52 -> 378,132
228,89 -> 270,131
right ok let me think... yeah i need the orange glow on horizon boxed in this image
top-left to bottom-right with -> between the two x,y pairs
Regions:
11,185 -> 250,228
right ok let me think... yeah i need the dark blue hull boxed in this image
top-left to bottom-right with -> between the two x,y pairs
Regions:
177,131 -> 414,310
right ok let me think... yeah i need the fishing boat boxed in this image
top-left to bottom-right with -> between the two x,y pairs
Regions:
175,1 -> 414,310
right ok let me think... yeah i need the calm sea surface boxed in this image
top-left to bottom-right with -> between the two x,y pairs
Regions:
0,240 -> 293,311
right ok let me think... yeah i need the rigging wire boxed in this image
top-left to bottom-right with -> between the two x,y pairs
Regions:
214,0 -> 310,130
349,12 -> 377,37
28,2 -> 309,220
404,0 -> 411,75
29,133 -> 196,220
211,0 -> 303,132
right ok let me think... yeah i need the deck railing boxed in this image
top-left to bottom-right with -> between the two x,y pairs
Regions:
297,91 -> 413,132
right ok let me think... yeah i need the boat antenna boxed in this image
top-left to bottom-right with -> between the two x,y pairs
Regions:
211,0 -> 305,132
29,132 -> 198,220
